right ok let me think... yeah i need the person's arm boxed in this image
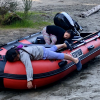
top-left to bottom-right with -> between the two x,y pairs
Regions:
20,53 -> 33,89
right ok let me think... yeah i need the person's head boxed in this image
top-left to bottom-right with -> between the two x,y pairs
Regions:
64,30 -> 75,39
5,48 -> 20,62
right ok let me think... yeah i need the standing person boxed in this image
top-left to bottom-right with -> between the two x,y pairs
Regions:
42,25 -> 75,45
5,42 -> 82,89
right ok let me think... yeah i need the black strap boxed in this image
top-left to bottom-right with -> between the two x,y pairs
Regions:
20,48 -> 34,59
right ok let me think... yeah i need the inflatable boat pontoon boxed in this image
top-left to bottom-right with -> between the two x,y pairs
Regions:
0,31 -> 100,89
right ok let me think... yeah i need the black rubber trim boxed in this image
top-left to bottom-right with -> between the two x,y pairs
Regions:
0,77 -> 4,88
80,46 -> 100,60
3,42 -> 51,51
0,56 -> 7,73
0,32 -> 41,48
3,42 -> 30,51
0,56 -> 7,88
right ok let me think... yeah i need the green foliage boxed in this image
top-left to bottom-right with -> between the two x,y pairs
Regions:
22,0 -> 32,19
0,0 -> 54,29
8,1 -> 17,13
0,0 -> 17,16
3,20 -> 51,29
1,12 -> 52,29
0,0 -> 18,24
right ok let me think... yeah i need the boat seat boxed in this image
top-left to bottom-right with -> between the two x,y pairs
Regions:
34,36 -> 82,44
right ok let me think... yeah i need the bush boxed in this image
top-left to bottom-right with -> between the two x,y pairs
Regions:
0,0 -> 18,24
22,0 -> 32,19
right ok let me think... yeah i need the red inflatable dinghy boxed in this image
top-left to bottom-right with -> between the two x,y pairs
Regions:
0,31 -> 100,89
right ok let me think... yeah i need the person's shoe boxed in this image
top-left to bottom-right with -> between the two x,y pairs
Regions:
75,58 -> 82,71
64,41 -> 72,51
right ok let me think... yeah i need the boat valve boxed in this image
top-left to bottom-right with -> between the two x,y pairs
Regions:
58,61 -> 67,68
88,45 -> 94,51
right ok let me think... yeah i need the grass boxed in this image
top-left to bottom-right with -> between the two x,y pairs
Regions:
0,11 -> 54,29
4,19 -> 51,29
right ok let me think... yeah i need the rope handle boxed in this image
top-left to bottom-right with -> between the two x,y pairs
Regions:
0,55 -> 4,61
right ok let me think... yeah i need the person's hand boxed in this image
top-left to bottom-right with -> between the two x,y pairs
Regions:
27,81 -> 33,89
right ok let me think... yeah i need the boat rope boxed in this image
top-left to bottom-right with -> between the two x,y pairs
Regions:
0,55 -> 4,61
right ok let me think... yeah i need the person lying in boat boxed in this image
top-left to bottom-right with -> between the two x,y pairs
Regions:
5,42 -> 82,89
41,25 -> 75,45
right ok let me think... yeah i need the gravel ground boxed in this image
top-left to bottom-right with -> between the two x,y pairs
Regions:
0,0 -> 100,100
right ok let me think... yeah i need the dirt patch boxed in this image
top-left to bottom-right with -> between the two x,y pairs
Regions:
0,0 -> 100,100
